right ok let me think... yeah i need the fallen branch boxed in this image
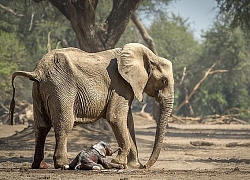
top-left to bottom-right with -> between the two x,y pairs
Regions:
226,142 -> 250,147
170,114 -> 186,123
0,102 -> 8,112
169,114 -> 248,125
190,141 -> 214,146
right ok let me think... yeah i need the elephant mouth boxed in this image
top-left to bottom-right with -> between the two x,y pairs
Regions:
154,89 -> 163,102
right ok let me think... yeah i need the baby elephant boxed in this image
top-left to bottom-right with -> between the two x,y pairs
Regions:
64,141 -> 123,170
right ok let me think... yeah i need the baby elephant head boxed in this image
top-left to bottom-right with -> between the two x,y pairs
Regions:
92,141 -> 121,157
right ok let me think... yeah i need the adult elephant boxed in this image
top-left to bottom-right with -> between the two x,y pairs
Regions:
10,43 -> 174,169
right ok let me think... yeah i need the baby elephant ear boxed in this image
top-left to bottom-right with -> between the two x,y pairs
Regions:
118,43 -> 149,102
92,142 -> 106,157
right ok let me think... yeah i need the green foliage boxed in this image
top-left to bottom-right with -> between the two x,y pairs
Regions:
0,30 -> 28,103
116,21 -> 143,47
149,14 -> 199,64
2,0 -> 250,123
16,1 -> 76,60
216,0 -> 250,29
147,14 -> 200,111
0,0 -> 76,106
185,16 -> 250,121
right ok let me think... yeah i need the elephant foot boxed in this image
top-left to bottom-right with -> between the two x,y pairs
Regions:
54,157 -> 69,169
54,162 -> 69,169
111,157 -> 143,169
40,159 -> 48,169
31,159 -> 48,169
127,161 -> 143,169
111,157 -> 126,169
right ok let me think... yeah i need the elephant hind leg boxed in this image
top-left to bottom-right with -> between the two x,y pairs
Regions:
51,109 -> 74,168
32,82 -> 51,169
32,126 -> 51,169
53,128 -> 72,169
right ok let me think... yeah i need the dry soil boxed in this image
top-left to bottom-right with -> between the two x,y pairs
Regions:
0,114 -> 250,179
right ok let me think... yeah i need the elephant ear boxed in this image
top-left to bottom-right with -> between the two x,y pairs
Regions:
92,141 -> 106,157
118,43 -> 150,102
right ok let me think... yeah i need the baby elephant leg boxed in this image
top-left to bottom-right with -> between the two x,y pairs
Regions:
106,162 -> 124,169
63,155 -> 79,170
100,158 -> 124,169
80,162 -> 104,170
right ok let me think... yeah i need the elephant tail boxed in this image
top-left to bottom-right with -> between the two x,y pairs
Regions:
9,71 -> 40,125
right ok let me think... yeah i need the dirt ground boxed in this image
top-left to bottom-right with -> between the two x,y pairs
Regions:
0,114 -> 250,179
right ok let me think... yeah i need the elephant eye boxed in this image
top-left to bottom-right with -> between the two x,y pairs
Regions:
162,78 -> 168,85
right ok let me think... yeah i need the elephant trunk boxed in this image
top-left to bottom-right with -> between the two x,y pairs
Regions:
144,88 -> 174,169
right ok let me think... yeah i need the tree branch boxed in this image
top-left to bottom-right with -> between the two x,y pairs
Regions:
131,13 -> 158,55
0,3 -> 24,17
48,0 -> 70,20
47,31 -> 52,52
105,0 -> 142,50
172,58 -> 225,114
28,5 -> 35,31
209,69 -> 228,74
176,67 -> 187,87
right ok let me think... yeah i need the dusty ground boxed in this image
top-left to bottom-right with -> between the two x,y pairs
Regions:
0,114 -> 250,179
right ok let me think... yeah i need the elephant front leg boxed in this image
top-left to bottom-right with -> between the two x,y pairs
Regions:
108,119 -> 131,167
109,112 -> 142,169
106,95 -> 135,168
127,109 -> 143,168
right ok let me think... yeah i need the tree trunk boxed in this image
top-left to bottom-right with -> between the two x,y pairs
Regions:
45,0 -> 142,52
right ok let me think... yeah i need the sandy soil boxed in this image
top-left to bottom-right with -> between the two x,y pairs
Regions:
0,114 -> 250,179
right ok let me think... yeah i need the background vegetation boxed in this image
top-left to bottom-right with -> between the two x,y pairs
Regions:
1,0 -> 250,123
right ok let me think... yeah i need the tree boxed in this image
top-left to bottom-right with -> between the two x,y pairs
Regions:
0,30 -> 30,113
216,0 -> 250,29
0,0 -> 79,119
182,15 -> 250,121
0,1 -> 35,105
18,1 -> 77,60
33,0 -> 142,52
1,0 -> 177,123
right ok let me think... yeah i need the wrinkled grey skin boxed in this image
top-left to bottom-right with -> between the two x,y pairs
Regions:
10,43 -> 174,169
64,141 -> 123,170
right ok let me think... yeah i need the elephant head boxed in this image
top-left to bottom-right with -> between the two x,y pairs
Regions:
92,141 -> 121,156
118,43 -> 174,168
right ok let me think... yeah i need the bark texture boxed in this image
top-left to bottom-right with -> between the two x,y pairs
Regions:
35,0 -> 142,52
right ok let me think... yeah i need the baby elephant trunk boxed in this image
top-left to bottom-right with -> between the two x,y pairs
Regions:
111,147 -> 122,154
